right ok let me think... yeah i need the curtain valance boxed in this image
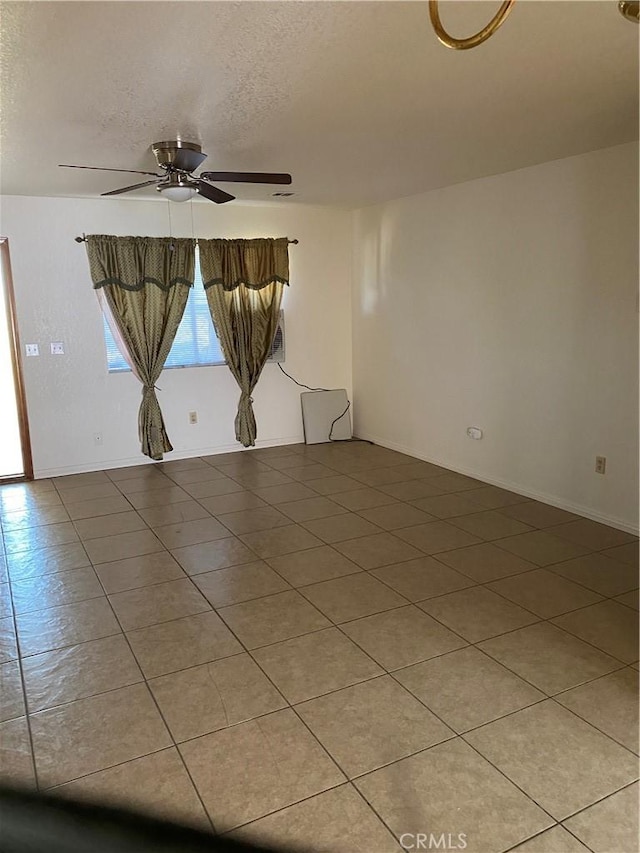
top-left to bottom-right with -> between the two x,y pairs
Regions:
86,235 -> 196,291
199,237 -> 289,290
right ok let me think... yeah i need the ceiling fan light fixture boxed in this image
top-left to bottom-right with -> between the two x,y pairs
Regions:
158,184 -> 197,203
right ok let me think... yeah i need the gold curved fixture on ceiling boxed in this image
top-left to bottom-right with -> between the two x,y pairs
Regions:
429,0 -> 639,51
428,0 -> 516,50
618,1 -> 640,23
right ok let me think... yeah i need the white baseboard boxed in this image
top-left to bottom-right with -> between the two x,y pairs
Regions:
357,431 -> 640,536
34,434 -> 305,480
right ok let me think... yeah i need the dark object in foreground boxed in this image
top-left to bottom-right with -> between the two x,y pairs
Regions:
0,786 -> 284,853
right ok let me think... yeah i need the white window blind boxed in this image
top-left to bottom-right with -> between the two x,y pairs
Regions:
103,251 -> 225,372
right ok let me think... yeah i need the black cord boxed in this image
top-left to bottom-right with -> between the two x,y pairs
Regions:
276,363 -> 372,444
277,364 -> 332,392
328,401 -> 351,442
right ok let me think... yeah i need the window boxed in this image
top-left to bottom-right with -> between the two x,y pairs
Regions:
103,251 -> 225,372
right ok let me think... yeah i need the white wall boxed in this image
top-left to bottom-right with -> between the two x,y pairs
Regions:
1,196 -> 352,476
3,144 -> 637,531
352,143 -> 639,532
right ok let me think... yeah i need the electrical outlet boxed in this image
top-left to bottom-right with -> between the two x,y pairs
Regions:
25,344 -> 39,357
50,342 -> 65,355
595,456 -> 606,475
189,411 -> 198,425
94,432 -> 103,446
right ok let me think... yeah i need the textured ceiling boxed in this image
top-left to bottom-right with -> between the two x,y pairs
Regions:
0,1 -> 638,207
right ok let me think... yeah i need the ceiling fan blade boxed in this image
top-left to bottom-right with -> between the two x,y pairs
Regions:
195,180 -> 235,204
199,171 -> 292,185
59,164 -> 162,177
101,180 -> 161,197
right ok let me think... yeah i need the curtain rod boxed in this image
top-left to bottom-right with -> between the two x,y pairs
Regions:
74,235 -> 298,244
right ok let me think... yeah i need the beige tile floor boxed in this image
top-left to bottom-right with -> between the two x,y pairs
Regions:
0,441 -> 638,852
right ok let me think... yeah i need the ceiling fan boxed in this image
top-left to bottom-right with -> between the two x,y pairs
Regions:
59,140 -> 292,204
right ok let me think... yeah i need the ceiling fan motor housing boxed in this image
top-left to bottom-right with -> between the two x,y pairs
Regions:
151,140 -> 207,173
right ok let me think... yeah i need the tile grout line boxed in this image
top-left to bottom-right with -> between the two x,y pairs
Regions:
324,623 -> 572,836
24,475 -> 162,794
6,464 -> 637,568
78,445 -> 355,838
71,553 -> 219,836
214,551 -> 569,853
500,823 -> 595,853
501,777 -> 640,853
81,473 -> 409,842
221,780 -> 403,850
5,548 -> 638,673
2,503 -> 43,790
331,564 -> 637,670
138,554 -> 366,836
6,515 -> 637,611
207,612 -> 407,840
17,582 -> 632,764
284,572 -> 638,811
5,546 -> 638,672
2,446 -> 637,845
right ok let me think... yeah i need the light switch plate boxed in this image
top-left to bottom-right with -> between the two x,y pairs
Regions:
25,344 -> 39,357
50,342 -> 65,355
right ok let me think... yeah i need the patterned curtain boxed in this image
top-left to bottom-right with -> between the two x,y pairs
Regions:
86,235 -> 195,460
198,238 -> 289,447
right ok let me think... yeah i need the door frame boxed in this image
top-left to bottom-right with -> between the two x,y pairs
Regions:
0,237 -> 34,481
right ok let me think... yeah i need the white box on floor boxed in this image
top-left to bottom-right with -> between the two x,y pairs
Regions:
301,390 -> 352,444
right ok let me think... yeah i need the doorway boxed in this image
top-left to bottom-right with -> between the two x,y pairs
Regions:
0,238 -> 33,481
